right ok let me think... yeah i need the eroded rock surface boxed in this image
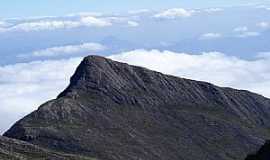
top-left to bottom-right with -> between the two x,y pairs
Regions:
0,136 -> 95,160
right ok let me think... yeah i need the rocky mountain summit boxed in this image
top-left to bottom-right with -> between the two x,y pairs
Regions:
2,55 -> 270,160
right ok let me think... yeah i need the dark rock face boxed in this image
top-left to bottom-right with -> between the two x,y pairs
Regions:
0,136 -> 95,160
245,141 -> 270,160
4,56 -> 270,160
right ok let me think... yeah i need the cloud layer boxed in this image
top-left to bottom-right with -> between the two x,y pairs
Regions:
154,8 -> 195,19
199,33 -> 222,40
1,6 -> 227,32
153,7 -> 224,19
0,58 -> 82,134
257,22 -> 270,28
233,26 -> 261,38
29,43 -> 106,57
0,16 -> 115,32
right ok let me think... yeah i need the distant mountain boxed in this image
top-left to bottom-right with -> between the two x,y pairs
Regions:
3,56 -> 270,160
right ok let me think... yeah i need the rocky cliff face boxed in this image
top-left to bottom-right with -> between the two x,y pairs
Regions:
0,136 -> 95,160
245,141 -> 270,160
3,56 -> 270,160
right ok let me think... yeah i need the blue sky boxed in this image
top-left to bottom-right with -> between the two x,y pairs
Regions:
1,0 -> 270,18
1,1 -> 270,134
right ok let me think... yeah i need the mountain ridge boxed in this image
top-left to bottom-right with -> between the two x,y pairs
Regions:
3,55 -> 270,160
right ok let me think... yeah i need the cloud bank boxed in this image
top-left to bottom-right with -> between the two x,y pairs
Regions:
0,58 -> 82,134
154,8 -> 195,19
233,26 -> 261,38
234,26 -> 248,32
257,22 -> 270,28
153,7 -> 224,19
199,33 -> 222,40
0,16 -> 113,32
237,31 -> 260,38
127,21 -> 139,27
28,43 -> 106,57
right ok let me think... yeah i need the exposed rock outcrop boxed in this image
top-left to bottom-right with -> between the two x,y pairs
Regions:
0,136 -> 95,160
245,141 -> 270,160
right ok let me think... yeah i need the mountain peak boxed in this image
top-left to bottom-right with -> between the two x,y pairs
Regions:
59,56 -> 269,112
4,55 -> 270,160
83,55 -> 111,65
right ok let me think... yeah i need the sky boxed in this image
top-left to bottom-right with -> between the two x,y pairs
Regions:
1,0 -> 270,18
1,1 -> 270,134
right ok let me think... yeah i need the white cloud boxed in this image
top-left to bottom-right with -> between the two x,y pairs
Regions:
1,16 -> 112,32
0,58 -> 82,133
104,16 -> 127,23
204,8 -> 224,13
5,15 -> 60,21
0,21 -> 11,27
256,5 -> 270,10
237,31 -> 260,38
153,7 -> 223,19
27,43 -> 106,57
160,41 -> 173,47
154,8 -> 195,19
128,9 -> 150,14
67,12 -> 103,17
80,16 -> 112,27
233,26 -> 261,38
109,49 -> 270,99
234,26 -> 248,32
199,33 -> 222,40
0,21 -> 11,32
127,21 -> 139,27
257,22 -> 270,29
11,20 -> 81,32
